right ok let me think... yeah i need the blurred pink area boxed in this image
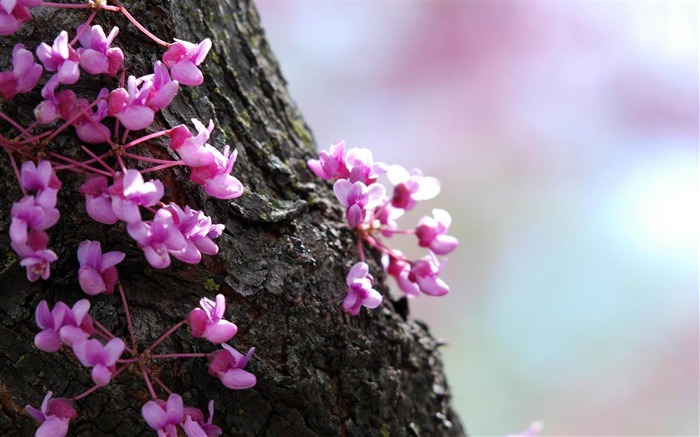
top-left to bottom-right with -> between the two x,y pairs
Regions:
256,2 -> 699,436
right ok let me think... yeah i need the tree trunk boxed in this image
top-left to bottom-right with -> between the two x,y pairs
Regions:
0,0 -> 465,435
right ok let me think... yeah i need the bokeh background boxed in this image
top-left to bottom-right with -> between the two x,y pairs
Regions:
254,2 -> 699,436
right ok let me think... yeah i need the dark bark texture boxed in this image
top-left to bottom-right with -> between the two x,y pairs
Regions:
0,1 -> 465,436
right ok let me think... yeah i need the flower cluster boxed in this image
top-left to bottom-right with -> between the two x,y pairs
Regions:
2,3 -> 256,436
308,141 -> 458,315
10,161 -> 61,282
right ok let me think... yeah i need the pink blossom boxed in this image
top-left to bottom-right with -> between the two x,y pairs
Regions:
80,174 -> 118,224
0,0 -> 38,36
34,76 -> 77,124
343,262 -> 383,315
109,170 -> 164,224
169,119 -> 216,167
142,61 -> 179,110
36,31 -> 80,85
56,299 -> 96,347
76,24 -> 123,76
33,299 -> 94,352
142,393 -> 184,437
11,230 -> 57,282
107,75 -> 154,131
126,208 -> 186,269
10,195 -> 59,245
208,345 -> 256,390
164,202 -> 224,263
33,300 -> 66,353
189,146 -> 244,200
162,38 -> 212,86
385,253 -> 420,297
376,204 -> 404,237
387,165 -> 440,211
344,147 -> 385,185
333,180 -> 385,228
408,256 -> 449,296
415,209 -> 458,255
307,140 -> 349,180
25,391 -> 77,437
72,337 -> 124,387
183,400 -> 222,437
77,240 -> 125,295
20,160 -> 61,208
0,43 -> 42,99
188,294 -> 238,344
71,88 -> 111,144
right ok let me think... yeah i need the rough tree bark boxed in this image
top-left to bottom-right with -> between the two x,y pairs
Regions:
0,0 -> 465,435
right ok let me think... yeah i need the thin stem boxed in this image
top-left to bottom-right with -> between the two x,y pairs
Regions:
117,356 -> 142,364
6,150 -> 27,196
0,110 -> 30,137
151,352 -> 208,360
152,376 -> 173,395
46,151 -> 112,176
113,0 -> 170,46
93,320 -> 136,355
356,237 -> 366,263
140,362 -> 158,399
81,146 -> 114,173
139,162 -> 184,174
122,152 -> 177,165
71,365 -> 127,401
143,320 -> 186,354
70,9 -> 98,45
18,129 -> 54,145
123,129 -> 170,149
118,283 -> 138,353
40,1 -> 95,8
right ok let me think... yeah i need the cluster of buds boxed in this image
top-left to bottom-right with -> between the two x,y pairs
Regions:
308,141 -> 458,315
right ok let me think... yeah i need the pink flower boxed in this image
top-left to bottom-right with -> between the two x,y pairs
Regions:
0,43 -> 42,99
33,300 -> 67,353
164,202 -> 224,263
108,170 -> 164,224
11,230 -> 57,282
33,299 -> 95,352
142,393 -> 184,437
77,240 -> 125,295
71,88 -> 111,144
25,391 -> 77,437
169,119 -> 216,167
385,253 -> 420,297
107,75 -> 155,130
76,24 -> 123,76
307,140 -> 349,181
162,38 -> 212,86
10,195 -> 59,245
189,145 -> 244,200
408,256 -> 449,296
142,61 -> 179,110
183,400 -> 222,437
208,345 -> 256,390
80,174 -> 118,224
415,209 -> 458,255
72,337 -> 125,387
34,76 -> 77,124
126,208 -> 187,269
344,147 -> 385,185
0,0 -> 38,36
188,294 -> 238,344
36,31 -> 80,85
333,180 -> 385,228
343,262 -> 383,315
20,160 -> 62,208
387,165 -> 440,211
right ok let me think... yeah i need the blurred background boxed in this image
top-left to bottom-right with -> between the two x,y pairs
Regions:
254,2 -> 699,436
